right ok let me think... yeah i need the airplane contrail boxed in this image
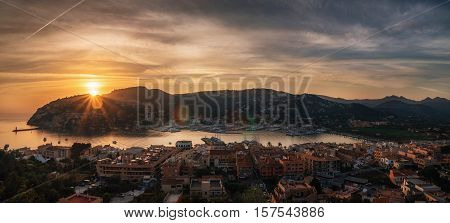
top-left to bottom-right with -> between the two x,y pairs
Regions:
24,0 -> 86,40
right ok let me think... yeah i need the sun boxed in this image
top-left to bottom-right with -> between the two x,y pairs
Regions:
89,89 -> 99,96
86,81 -> 100,96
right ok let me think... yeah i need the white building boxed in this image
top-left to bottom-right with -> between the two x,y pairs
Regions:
176,141 -> 193,150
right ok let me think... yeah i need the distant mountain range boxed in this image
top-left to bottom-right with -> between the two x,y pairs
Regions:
319,95 -> 450,121
27,87 -> 450,134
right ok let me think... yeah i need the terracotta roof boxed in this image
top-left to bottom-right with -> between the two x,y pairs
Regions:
59,194 -> 102,203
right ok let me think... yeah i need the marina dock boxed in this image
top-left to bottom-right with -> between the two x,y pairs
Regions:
12,127 -> 41,132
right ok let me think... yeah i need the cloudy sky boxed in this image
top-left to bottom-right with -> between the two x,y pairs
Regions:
0,0 -> 449,118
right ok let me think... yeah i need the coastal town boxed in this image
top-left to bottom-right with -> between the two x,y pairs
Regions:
1,137 -> 449,203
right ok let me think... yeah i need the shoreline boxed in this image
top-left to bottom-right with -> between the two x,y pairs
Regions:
3,120 -> 447,150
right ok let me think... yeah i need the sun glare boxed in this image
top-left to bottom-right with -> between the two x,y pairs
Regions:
86,81 -> 100,96
89,89 -> 99,96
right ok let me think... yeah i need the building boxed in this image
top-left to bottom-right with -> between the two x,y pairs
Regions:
272,179 -> 317,203
413,156 -> 435,169
80,145 -> 119,160
256,156 -> 283,178
392,159 -> 415,169
161,178 -> 187,193
37,144 -> 71,161
176,141 -> 193,150
190,176 -> 226,201
303,151 -> 340,176
249,145 -> 285,178
96,158 -> 155,180
344,176 -> 369,185
379,157 -> 394,169
163,193 -> 183,203
58,194 -> 102,203
401,178 -> 441,197
397,145 -> 439,169
161,158 -> 183,179
332,185 -> 360,201
441,153 -> 450,166
372,189 -> 405,203
423,191 -> 449,203
279,153 -> 305,177
160,158 -> 190,193
202,137 -> 236,171
389,169 -> 418,186
96,146 -> 177,180
374,149 -> 390,161
336,148 -> 366,167
236,151 -> 254,179
16,147 -> 35,157
208,148 -> 236,171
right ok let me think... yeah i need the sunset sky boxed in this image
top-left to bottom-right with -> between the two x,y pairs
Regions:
0,0 -> 450,119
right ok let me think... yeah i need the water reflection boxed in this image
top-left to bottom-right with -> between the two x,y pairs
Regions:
0,121 -> 361,149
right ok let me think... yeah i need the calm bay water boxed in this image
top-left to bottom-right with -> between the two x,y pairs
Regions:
0,120 -> 361,149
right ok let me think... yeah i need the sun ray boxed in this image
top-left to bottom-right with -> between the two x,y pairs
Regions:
86,81 -> 101,96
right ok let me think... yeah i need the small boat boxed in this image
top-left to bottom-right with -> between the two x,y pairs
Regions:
112,141 -> 117,144
43,137 -> 47,142
168,127 -> 180,133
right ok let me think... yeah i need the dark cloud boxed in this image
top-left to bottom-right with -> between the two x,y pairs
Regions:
0,0 -> 449,99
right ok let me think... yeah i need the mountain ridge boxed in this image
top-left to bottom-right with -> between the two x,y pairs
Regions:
27,87 -> 450,134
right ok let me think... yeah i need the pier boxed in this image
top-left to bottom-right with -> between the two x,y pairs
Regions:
12,127 -> 41,132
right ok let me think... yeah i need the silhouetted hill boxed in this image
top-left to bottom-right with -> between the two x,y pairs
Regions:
28,87 -> 450,134
421,97 -> 450,115
319,95 -> 417,107
321,94 -> 450,121
375,100 -> 438,120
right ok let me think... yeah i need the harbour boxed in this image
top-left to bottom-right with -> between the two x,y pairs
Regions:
0,120 -> 362,149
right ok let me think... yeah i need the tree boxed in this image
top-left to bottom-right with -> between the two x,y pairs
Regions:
44,188 -> 60,203
419,166 -> 440,182
441,145 -> 450,154
310,178 -> 322,194
194,168 -> 211,177
3,172 -> 25,200
419,165 -> 450,192
0,150 -> 74,202
349,193 -> 363,203
103,193 -> 112,203
71,143 -> 91,160
241,187 -> 266,203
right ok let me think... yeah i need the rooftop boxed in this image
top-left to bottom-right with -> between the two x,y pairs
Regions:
58,194 -> 102,203
164,193 -> 183,203
202,137 -> 225,146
